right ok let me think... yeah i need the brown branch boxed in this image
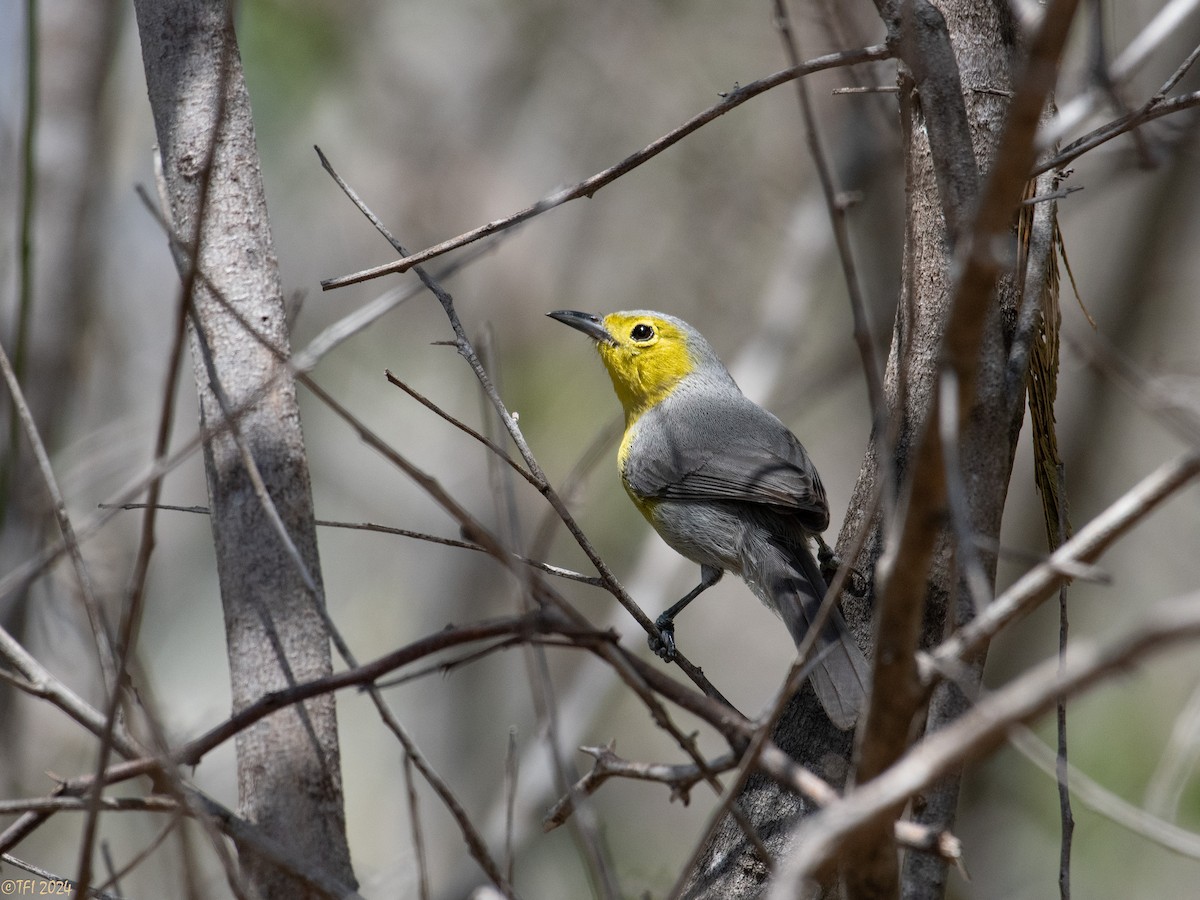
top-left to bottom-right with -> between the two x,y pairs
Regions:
928,452 -> 1200,675
185,616 -> 567,762
2,611 -> 592,897
849,3 -> 1082,893
543,743 -> 739,832
95,814 -> 182,897
385,369 -> 535,486
1038,89 -> 1200,174
316,150 -> 732,709
16,616 -> 562,807
543,740 -> 963,865
0,341 -> 117,689
108,502 -> 606,586
0,796 -> 178,816
319,44 -> 892,290
770,591 -> 1200,896
772,0 -> 884,421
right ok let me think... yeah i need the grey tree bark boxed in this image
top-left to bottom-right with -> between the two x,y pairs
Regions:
130,1 -> 355,896
684,2 -> 1045,897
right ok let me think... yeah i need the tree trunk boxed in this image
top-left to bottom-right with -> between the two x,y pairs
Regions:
131,1 -> 355,895
683,2 -> 1040,897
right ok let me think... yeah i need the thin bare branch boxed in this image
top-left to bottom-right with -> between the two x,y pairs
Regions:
1039,89 -> 1200,174
385,369 -> 535,486
928,452 -> 1200,675
0,340 -> 117,689
772,0 -> 884,422
543,744 -> 740,833
319,44 -> 892,290
1010,726 -> 1200,861
1042,0 -> 1200,146
96,815 -> 182,897
771,592 -> 1200,895
544,739 -> 963,866
315,149 -> 731,706
832,85 -> 899,94
0,796 -> 178,816
107,502 -> 605,585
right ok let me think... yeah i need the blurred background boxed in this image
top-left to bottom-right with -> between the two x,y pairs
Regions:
1,0 -> 1199,897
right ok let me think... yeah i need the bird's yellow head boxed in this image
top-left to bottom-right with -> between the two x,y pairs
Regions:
548,310 -> 698,423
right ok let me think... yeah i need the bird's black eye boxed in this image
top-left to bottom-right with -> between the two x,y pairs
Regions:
631,323 -> 655,342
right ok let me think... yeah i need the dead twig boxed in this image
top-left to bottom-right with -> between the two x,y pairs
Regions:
319,44 -> 892,291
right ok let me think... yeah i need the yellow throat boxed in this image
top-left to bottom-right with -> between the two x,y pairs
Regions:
547,309 -> 701,518
594,312 -> 695,427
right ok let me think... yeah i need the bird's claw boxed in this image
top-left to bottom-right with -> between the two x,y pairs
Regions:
816,539 -> 841,582
649,615 -> 677,661
817,538 -> 870,598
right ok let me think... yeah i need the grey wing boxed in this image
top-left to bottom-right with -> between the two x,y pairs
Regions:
625,393 -> 829,532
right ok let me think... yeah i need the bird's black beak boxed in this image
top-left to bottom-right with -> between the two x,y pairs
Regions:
547,310 -> 617,346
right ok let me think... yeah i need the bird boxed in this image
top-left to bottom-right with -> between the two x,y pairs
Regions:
548,309 -> 870,729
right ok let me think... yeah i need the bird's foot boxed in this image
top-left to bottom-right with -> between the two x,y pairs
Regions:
817,538 -> 870,599
649,614 -> 678,661
816,538 -> 841,582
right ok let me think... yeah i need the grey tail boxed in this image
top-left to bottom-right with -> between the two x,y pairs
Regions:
769,543 -> 870,730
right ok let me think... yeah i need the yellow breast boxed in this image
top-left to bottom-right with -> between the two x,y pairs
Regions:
617,420 -> 657,522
